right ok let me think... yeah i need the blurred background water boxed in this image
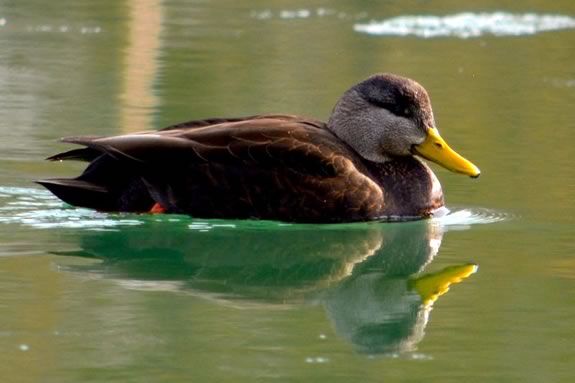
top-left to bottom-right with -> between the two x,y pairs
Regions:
0,0 -> 574,382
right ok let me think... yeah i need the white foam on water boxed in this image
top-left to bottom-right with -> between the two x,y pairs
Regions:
354,12 -> 575,38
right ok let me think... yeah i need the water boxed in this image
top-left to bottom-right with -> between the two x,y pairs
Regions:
1,0 -> 574,381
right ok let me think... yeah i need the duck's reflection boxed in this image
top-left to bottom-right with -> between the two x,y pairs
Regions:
324,260 -> 475,354
319,221 -> 476,354
56,218 -> 476,354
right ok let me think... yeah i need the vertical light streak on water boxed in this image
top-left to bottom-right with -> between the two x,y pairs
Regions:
120,0 -> 163,133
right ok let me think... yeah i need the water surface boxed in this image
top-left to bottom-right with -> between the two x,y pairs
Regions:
1,0 -> 574,382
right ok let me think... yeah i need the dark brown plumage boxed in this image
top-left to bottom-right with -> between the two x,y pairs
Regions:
37,74 -> 480,223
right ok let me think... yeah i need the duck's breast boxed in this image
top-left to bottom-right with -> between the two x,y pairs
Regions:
364,157 -> 444,218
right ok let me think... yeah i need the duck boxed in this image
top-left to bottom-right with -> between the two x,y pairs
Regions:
37,73 -> 480,223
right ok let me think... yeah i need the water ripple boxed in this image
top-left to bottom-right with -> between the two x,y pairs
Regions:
0,187 -> 508,231
250,8 -> 365,21
0,187 -> 142,230
25,25 -> 102,34
434,207 -> 511,230
354,12 -> 575,38
0,18 -> 102,34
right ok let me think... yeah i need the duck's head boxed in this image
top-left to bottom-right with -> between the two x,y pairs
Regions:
328,73 -> 480,177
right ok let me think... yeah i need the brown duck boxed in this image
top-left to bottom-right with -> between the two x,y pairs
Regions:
37,74 -> 480,223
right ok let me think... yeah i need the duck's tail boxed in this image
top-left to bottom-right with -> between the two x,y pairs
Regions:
37,175 -> 154,213
35,178 -> 117,211
37,144 -> 155,212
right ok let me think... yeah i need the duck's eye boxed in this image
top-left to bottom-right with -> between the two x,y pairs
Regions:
402,108 -> 411,117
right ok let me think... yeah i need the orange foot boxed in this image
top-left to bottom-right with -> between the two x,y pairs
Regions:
149,202 -> 166,214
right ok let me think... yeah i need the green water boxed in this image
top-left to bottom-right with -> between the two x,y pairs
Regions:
1,1 -> 575,382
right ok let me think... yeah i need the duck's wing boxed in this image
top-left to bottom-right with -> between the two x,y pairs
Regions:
39,115 -> 384,222
44,116 -> 266,162
46,115 -> 317,162
159,116 -> 259,131
67,117 -> 340,176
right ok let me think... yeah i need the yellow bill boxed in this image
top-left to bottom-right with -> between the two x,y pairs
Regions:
413,128 -> 481,178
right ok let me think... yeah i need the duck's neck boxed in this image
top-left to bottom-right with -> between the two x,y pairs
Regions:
363,156 -> 444,218
327,91 -> 394,163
